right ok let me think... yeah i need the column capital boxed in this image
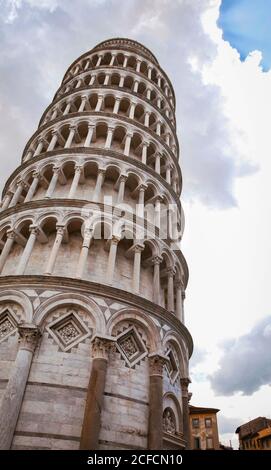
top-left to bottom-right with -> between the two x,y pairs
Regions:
29,225 -> 39,236
74,165 -> 83,174
6,229 -> 16,240
167,266 -> 176,277
151,255 -> 163,265
18,323 -> 42,353
52,166 -> 61,175
148,353 -> 168,376
32,170 -> 40,179
56,225 -> 65,236
68,124 -> 76,131
180,377 -> 191,395
119,174 -> 128,183
175,279 -> 184,289
97,168 -> 106,176
133,243 -> 145,253
91,335 -> 116,360
87,122 -> 95,130
138,183 -> 148,192
111,235 -> 120,245
125,131 -> 133,139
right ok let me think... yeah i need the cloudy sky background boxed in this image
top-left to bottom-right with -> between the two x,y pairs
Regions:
0,0 -> 270,448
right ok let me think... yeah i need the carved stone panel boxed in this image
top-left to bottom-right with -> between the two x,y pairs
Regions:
0,310 -> 17,344
46,310 -> 92,352
116,326 -> 147,368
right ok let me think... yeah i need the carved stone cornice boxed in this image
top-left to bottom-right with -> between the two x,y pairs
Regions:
91,335 -> 116,360
180,377 -> 191,397
0,275 -> 193,357
148,353 -> 169,376
18,323 -> 42,353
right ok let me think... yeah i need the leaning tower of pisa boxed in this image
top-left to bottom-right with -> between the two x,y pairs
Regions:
0,38 -> 193,450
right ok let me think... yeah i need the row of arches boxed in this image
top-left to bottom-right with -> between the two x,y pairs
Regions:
23,118 -> 179,184
63,50 -> 174,106
55,70 -> 174,125
1,158 -> 182,233
42,90 -> 176,147
0,215 -> 185,317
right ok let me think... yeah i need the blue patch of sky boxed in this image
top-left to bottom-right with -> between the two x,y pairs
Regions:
218,0 -> 271,71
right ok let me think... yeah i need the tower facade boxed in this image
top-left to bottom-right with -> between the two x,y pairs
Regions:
0,38 -> 193,450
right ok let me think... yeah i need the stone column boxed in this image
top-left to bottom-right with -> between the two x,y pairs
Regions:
106,235 -> 119,284
133,80 -> 139,93
84,124 -> 95,147
117,175 -> 127,204
96,54 -> 103,67
146,88 -> 151,100
155,153 -> 161,174
89,75 -> 96,86
180,378 -> 191,450
68,165 -> 82,198
123,55 -> 128,68
129,102 -> 136,120
110,53 -> 116,66
132,244 -> 144,294
156,121 -> 161,136
63,102 -> 71,115
95,94 -> 103,112
119,75 -> 125,87
148,353 -> 167,450
9,181 -> 25,208
136,58 -> 142,73
75,229 -> 93,279
148,65 -> 153,80
137,184 -> 147,218
113,97 -> 121,114
92,169 -> 105,202
84,59 -> 90,70
45,167 -> 59,198
176,281 -> 184,322
65,125 -> 76,148
124,132 -> 132,156
0,324 -> 41,449
80,336 -> 115,450
144,111 -> 150,127
152,256 -> 162,304
0,230 -> 15,274
47,130 -> 58,151
79,95 -> 88,112
167,267 -> 175,313
51,108 -> 58,120
1,191 -> 13,211
141,142 -> 149,164
24,172 -> 40,203
16,226 -> 39,275
33,138 -> 44,156
155,196 -> 163,230
166,166 -> 171,184
44,226 -> 65,275
104,126 -> 114,149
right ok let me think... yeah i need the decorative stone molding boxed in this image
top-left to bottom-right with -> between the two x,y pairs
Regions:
116,326 -> 147,368
148,353 -> 169,376
91,335 -> 116,360
18,323 -> 41,352
180,377 -> 191,398
46,310 -> 92,352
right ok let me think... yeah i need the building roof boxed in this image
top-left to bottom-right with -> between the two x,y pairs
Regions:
189,405 -> 220,415
235,417 -> 271,438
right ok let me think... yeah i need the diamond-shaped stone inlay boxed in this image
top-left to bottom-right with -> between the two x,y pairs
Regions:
46,311 -> 91,352
166,349 -> 179,383
117,326 -> 147,368
0,310 -> 17,344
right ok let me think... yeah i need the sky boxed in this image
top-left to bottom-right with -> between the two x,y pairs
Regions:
0,0 -> 271,449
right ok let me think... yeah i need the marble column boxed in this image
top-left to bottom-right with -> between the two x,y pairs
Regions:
76,229 -> 93,279
124,133 -> 132,156
106,235 -> 119,284
79,95 -> 88,112
0,324 -> 41,449
33,138 -> 44,156
24,172 -> 40,203
152,256 -> 162,304
148,353 -> 167,450
68,166 -> 82,198
155,153 -> 161,174
65,125 -> 76,148
47,131 -> 58,151
167,267 -> 175,313
137,184 -> 147,219
141,142 -> 149,164
180,378 -> 191,450
0,230 -> 15,274
95,95 -> 103,112
113,98 -> 121,114
9,181 -> 25,208
45,167 -> 60,199
117,175 -> 127,204
132,244 -> 144,294
44,226 -> 65,275
176,281 -> 184,322
1,191 -> 13,211
16,226 -> 39,275
129,102 -> 136,120
80,336 -> 115,450
92,169 -> 105,202
84,124 -> 95,147
104,127 -> 114,149
166,166 -> 171,184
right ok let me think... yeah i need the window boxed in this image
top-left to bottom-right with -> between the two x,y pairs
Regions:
192,418 -> 199,428
194,437 -> 200,449
206,437 -> 214,449
205,418 -> 212,428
